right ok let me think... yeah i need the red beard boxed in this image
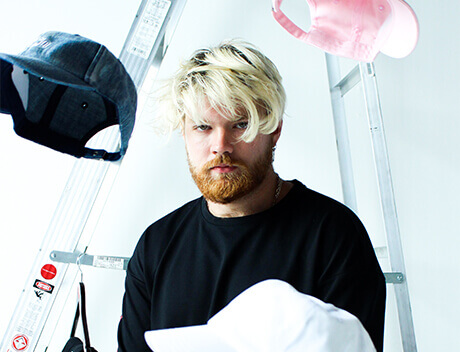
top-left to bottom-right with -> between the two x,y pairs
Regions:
188,146 -> 273,204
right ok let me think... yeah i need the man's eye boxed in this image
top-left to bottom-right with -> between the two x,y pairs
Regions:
194,125 -> 211,131
234,121 -> 248,129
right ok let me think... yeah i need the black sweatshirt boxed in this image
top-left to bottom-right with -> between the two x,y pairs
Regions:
118,180 -> 386,351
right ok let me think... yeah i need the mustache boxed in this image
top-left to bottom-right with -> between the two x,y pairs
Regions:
203,153 -> 244,170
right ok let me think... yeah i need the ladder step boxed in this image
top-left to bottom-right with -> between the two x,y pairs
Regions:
50,249 -> 404,285
374,246 -> 388,259
334,64 -> 361,96
384,272 -> 405,284
50,250 -> 130,271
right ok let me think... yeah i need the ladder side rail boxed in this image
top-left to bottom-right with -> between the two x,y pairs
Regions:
0,1 -> 187,351
0,158 -> 114,352
35,1 -> 187,350
40,2 -> 186,349
119,0 -> 188,85
325,54 -> 396,272
325,53 -> 358,212
359,62 -> 417,352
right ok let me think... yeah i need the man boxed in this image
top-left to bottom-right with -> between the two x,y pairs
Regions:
118,40 -> 386,351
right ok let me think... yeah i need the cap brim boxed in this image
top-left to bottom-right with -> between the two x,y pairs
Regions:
380,0 -> 419,58
0,54 -> 92,90
144,324 -> 237,352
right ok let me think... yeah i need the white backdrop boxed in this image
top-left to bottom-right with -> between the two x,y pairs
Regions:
1,1 -> 459,351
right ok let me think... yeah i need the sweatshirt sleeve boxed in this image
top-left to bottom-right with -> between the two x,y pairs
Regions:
117,235 -> 152,352
315,206 -> 386,352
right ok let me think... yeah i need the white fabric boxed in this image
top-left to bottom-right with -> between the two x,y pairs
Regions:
145,279 -> 376,352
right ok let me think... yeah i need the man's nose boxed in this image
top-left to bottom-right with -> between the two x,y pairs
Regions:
211,128 -> 234,155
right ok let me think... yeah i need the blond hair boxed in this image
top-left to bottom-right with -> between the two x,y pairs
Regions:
157,39 -> 286,142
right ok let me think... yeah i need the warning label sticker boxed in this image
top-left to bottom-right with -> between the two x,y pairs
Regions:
33,279 -> 54,294
40,264 -> 57,280
93,255 -> 125,270
12,334 -> 29,351
127,0 -> 171,59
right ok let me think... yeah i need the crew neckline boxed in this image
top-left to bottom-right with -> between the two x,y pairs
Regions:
201,180 -> 302,226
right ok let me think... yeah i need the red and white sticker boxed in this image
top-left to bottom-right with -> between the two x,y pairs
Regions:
12,334 -> 29,351
33,279 -> 54,294
40,264 -> 57,280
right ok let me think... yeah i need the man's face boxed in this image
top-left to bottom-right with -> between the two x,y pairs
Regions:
183,101 -> 280,204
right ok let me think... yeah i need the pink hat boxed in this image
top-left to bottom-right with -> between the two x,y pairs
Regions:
272,0 -> 419,62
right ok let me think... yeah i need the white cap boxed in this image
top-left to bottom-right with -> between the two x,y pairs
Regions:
145,279 -> 376,352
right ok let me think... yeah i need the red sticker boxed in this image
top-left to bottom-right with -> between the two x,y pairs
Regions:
34,279 -> 54,294
12,334 -> 29,351
40,264 -> 57,280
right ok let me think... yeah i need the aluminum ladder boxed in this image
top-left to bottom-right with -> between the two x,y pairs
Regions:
1,1 -> 417,350
325,53 -> 417,351
0,1 -> 187,351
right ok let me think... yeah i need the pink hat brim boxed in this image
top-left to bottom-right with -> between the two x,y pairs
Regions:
380,0 -> 419,58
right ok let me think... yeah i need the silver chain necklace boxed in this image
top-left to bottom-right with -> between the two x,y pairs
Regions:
273,174 -> 283,206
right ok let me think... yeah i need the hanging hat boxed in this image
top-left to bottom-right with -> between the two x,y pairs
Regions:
144,279 -> 376,352
272,0 -> 419,62
0,31 -> 137,161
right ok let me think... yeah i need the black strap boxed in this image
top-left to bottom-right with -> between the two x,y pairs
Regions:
40,85 -> 68,128
79,282 -> 92,350
82,95 -> 122,161
70,282 -> 95,352
70,304 -> 80,337
82,148 -> 122,161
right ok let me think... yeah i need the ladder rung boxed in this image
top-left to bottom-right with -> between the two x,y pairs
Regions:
384,272 -> 405,284
374,246 -> 388,259
334,64 -> 361,96
50,247 -> 402,285
50,250 -> 130,270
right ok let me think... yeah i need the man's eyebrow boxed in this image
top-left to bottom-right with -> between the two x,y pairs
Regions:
188,118 -> 210,126
234,117 -> 249,123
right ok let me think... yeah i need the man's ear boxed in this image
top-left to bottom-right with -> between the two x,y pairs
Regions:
271,120 -> 283,146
